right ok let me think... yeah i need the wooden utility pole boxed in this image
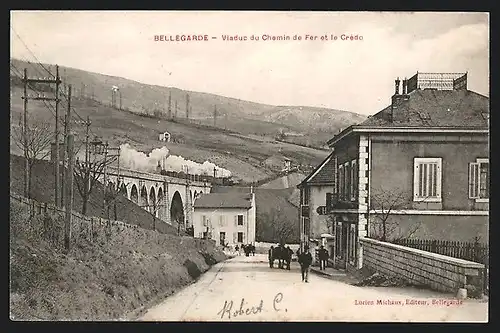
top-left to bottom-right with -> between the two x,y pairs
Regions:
61,84 -> 72,207
64,132 -> 75,252
54,65 -> 61,207
174,100 -> 178,120
168,90 -> 172,119
186,93 -> 190,119
103,141 -> 109,213
22,68 -> 29,197
225,113 -> 228,131
214,105 -> 217,127
23,66 -> 62,202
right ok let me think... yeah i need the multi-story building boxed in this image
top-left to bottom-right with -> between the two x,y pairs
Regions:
193,191 -> 256,247
300,72 -> 489,272
297,153 -> 336,258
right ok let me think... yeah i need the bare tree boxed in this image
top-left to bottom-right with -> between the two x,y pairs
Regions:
11,118 -> 53,198
73,149 -> 117,215
369,187 -> 422,242
257,206 -> 297,244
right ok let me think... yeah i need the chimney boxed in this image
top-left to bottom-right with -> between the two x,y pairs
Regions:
391,76 -> 410,123
156,161 -> 162,173
394,77 -> 401,95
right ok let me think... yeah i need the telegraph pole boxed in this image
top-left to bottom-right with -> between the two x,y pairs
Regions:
61,84 -> 72,207
174,100 -> 178,120
64,132 -> 75,252
55,65 -> 61,207
186,93 -> 190,119
214,105 -> 217,127
103,141 -> 109,213
23,66 -> 62,203
168,90 -> 172,119
22,68 -> 29,197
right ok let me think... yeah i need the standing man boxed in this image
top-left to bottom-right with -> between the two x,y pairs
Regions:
319,245 -> 328,271
298,245 -> 313,282
285,246 -> 293,270
235,244 -> 239,256
268,246 -> 274,268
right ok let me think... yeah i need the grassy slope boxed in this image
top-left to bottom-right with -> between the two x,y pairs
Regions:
9,199 -> 226,320
10,83 -> 330,183
11,58 -> 366,148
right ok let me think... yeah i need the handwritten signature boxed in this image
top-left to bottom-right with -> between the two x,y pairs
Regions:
217,292 -> 285,319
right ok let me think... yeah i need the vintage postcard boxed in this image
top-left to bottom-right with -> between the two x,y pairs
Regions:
9,11 -> 489,322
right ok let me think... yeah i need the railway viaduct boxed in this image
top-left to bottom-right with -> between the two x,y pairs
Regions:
99,166 -> 212,228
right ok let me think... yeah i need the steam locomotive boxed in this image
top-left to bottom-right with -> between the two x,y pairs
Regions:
158,169 -> 234,186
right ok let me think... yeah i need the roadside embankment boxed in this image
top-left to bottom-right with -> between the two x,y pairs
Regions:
9,199 -> 226,321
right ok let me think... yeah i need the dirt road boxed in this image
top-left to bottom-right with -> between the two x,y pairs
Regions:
139,254 -> 488,322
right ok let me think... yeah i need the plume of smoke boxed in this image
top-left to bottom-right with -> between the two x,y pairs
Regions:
119,144 -> 232,177
119,143 -> 169,172
164,155 -> 232,178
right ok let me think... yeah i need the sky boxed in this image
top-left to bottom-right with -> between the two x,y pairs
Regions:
10,11 -> 489,116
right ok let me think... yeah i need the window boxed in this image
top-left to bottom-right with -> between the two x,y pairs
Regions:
219,215 -> 226,227
237,232 -> 244,243
344,162 -> 350,200
338,165 -> 344,200
237,214 -> 244,226
301,187 -> 310,205
350,159 -> 357,201
469,158 -> 489,202
219,232 -> 226,245
413,157 -> 442,202
202,215 -> 207,227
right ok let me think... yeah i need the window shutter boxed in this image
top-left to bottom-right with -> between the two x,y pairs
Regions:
469,162 -> 480,198
233,232 -> 237,243
436,162 -> 441,198
234,215 -> 237,227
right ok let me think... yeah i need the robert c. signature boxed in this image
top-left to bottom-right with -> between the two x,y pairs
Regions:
217,292 -> 285,319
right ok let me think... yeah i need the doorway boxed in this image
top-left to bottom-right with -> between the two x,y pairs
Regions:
219,231 -> 226,246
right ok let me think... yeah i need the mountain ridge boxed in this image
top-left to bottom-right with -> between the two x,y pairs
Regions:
10,58 -> 366,147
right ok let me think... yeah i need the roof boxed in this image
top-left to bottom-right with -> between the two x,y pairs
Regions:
360,89 -> 489,127
298,152 -> 335,187
193,192 -> 253,209
328,89 -> 489,146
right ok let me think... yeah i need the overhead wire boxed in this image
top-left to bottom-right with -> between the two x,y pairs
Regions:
11,30 -> 102,141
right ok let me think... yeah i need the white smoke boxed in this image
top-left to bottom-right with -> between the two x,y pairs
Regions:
119,144 -> 232,178
164,155 -> 232,178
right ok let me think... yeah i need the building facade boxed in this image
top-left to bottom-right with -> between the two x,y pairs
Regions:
297,153 -> 336,259
193,192 -> 256,247
300,72 -> 489,272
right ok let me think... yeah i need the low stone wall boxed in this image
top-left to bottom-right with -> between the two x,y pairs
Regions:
360,237 -> 485,295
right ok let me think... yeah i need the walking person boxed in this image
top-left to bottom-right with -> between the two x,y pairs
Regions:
268,246 -> 274,268
285,246 -> 293,270
298,245 -> 313,283
235,244 -> 239,256
319,245 -> 328,271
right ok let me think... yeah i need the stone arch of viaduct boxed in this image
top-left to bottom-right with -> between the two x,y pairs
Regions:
100,167 -> 211,227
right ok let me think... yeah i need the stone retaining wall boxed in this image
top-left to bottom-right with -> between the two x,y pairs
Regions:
360,237 -> 485,295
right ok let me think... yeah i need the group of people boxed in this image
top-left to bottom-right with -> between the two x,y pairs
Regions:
234,243 -> 255,256
268,244 -> 294,270
268,244 -> 313,283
